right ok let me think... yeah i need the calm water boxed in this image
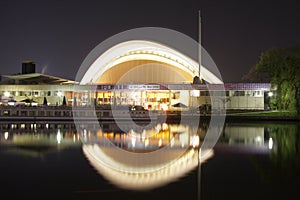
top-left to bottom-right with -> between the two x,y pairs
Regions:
0,120 -> 299,200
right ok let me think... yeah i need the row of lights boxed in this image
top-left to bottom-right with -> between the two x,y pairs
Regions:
115,50 -> 195,75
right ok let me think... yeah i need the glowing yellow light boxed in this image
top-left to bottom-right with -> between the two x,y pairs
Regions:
57,92 -> 63,97
4,132 -> 8,140
156,124 -> 161,132
81,144 -> 215,190
158,138 -> 162,147
160,104 -> 168,111
170,138 -> 175,147
268,92 -> 273,97
162,123 -> 168,131
192,136 -> 200,148
97,130 -> 103,137
255,136 -> 262,143
131,137 -> 136,148
268,138 -> 273,150
145,138 -> 149,147
57,129 -> 61,144
3,91 -> 10,97
142,130 -> 146,141
191,90 -> 200,97
8,101 -> 15,106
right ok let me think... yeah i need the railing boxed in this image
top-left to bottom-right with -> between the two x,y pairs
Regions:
0,105 -> 160,121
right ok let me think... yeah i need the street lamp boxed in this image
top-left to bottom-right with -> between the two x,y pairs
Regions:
268,92 -> 274,97
57,91 -> 63,105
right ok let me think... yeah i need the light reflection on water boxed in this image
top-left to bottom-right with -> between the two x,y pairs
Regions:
0,121 -> 277,153
80,122 -> 211,190
0,121 -> 299,195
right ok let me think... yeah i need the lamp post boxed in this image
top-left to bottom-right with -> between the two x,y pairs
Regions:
57,91 -> 63,105
268,92 -> 273,97
266,91 -> 275,110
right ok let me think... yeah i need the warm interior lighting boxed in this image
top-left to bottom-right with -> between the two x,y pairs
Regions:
158,138 -> 162,147
145,138 -> 149,147
57,91 -> 63,97
131,137 -> 136,148
8,101 -> 15,106
192,135 -> 200,148
191,90 -> 200,97
160,104 -> 168,111
4,91 -> 10,97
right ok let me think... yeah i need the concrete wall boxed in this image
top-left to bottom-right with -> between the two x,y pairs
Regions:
189,96 -> 264,110
226,96 -> 264,110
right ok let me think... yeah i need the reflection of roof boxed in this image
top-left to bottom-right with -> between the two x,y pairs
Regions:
83,144 -> 213,190
1,73 -> 75,84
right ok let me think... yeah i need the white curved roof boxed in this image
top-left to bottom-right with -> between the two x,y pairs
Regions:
80,40 -> 223,84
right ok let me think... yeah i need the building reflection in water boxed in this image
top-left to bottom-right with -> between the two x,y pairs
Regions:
0,121 -> 286,191
0,123 -> 81,157
222,124 -> 275,153
224,126 -> 265,146
81,122 -> 213,191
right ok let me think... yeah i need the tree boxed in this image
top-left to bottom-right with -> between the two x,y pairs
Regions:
43,96 -> 48,106
242,64 -> 271,82
62,96 -> 67,106
255,124 -> 300,184
244,46 -> 300,116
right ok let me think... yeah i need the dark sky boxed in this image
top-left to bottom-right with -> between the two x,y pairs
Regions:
0,0 -> 299,82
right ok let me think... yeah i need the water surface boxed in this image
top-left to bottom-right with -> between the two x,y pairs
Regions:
0,121 -> 299,199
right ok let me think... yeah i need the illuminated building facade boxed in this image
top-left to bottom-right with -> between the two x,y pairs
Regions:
0,41 -> 272,110
0,82 -> 271,110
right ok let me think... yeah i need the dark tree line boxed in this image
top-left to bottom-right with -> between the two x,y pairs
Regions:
243,46 -> 300,116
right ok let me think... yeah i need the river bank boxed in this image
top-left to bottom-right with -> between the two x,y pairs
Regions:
0,106 -> 299,122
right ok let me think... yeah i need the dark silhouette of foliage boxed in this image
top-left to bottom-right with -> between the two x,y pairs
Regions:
244,46 -> 300,115
43,96 -> 48,106
62,96 -> 67,106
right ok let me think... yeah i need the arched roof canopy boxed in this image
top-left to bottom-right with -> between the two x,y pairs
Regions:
77,28 -> 223,85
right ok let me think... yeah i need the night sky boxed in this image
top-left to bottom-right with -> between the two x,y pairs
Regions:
0,0 -> 299,82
